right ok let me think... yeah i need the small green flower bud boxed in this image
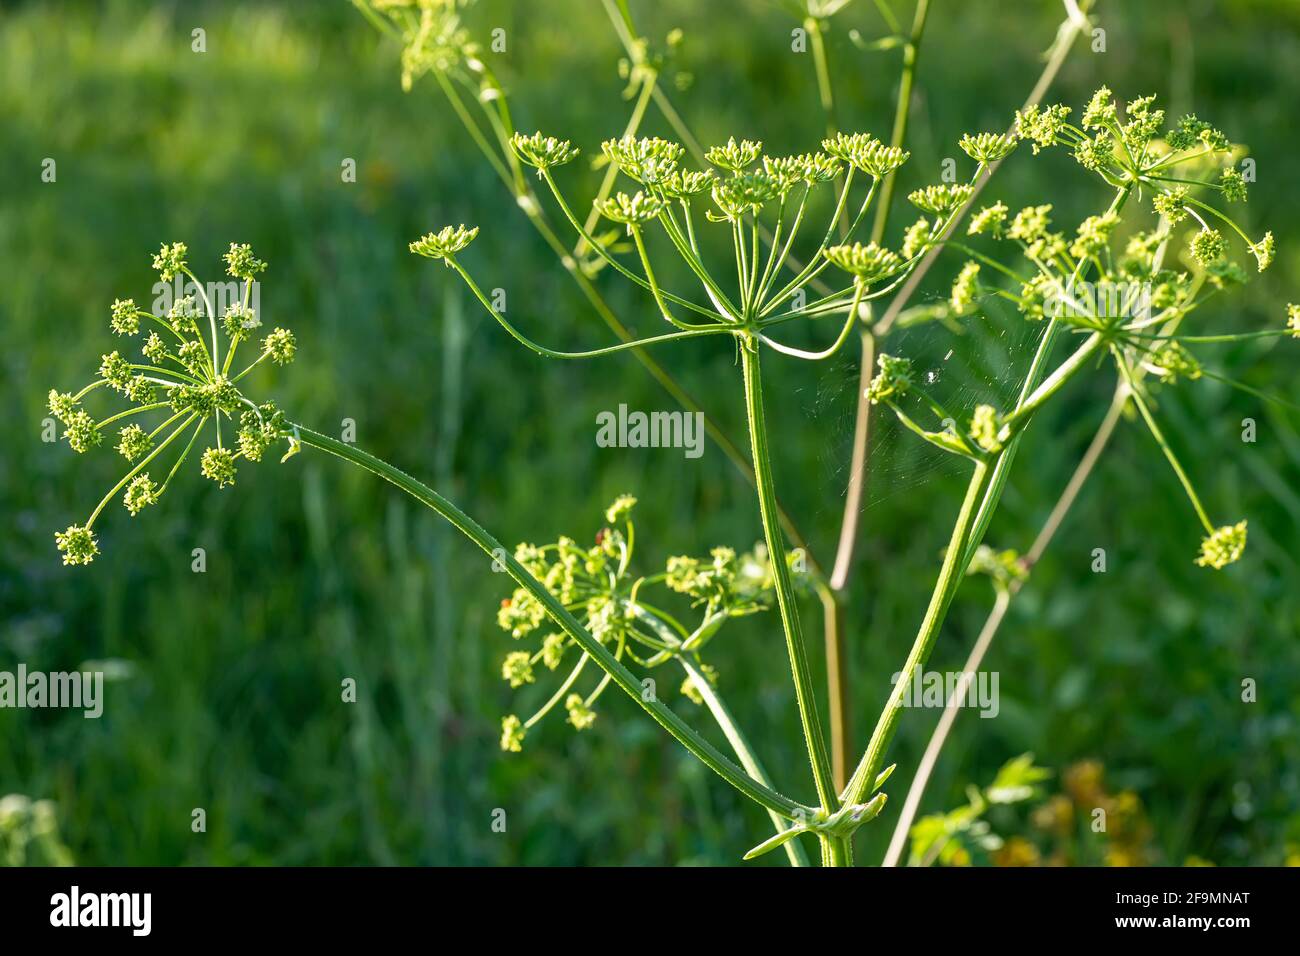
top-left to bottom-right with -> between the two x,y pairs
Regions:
1248,232 -> 1274,272
200,447 -> 238,488
1148,341 -> 1202,384
123,474 -> 160,516
902,218 -> 933,258
823,242 -> 902,285
1195,520 -> 1247,570
500,715 -> 525,753
142,332 -> 167,365
967,202 -> 1009,238
603,136 -> 685,183
1190,228 -> 1226,265
565,693 -> 597,730
595,190 -> 665,225
968,404 -> 1008,453
117,423 -> 153,461
409,224 -> 479,261
1081,87 -> 1117,131
510,131 -> 580,171
605,494 -> 637,523
950,262 -> 980,315
64,410 -> 101,453
263,328 -> 296,365
125,375 -> 155,404
110,298 -> 140,336
1287,303 -> 1300,339
541,633 -> 566,670
1219,167 -> 1248,203
709,174 -> 778,220
658,168 -> 716,199
1008,204 -> 1053,243
223,242 -> 266,280
48,390 -> 78,423
704,136 -> 761,173
866,353 -> 913,404
1152,187 -> 1189,224
151,242 -> 188,281
958,132 -> 1016,164
497,588 -> 545,638
99,351 -> 132,393
55,524 -> 98,566
222,303 -> 259,338
907,183 -> 974,217
1070,211 -> 1120,259
501,650 -> 535,688
1014,103 -> 1071,153
178,340 -> 208,376
168,295 -> 202,333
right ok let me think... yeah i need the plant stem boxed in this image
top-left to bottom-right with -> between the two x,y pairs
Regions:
841,459 -> 989,806
680,656 -> 810,867
293,425 -> 811,824
739,347 -> 838,815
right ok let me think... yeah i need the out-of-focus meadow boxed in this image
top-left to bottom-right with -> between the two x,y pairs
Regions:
1,0 -> 1297,865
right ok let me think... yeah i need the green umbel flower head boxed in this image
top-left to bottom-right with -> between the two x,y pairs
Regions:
500,715 -> 526,753
409,224 -> 479,262
824,242 -> 902,285
959,132 -> 1016,164
866,353 -> 913,404
50,243 -> 294,565
1196,521 -> 1247,570
510,131 -> 580,172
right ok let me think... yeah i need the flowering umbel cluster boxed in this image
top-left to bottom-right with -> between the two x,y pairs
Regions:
496,496 -> 803,751
860,89 -> 1288,570
49,243 -> 296,565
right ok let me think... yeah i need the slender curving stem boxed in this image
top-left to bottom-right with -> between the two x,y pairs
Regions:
293,425 -> 813,828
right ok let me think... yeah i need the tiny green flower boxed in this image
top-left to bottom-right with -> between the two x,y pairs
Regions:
594,190 -> 665,225
510,131 -> 580,171
99,351 -> 133,393
1148,341 -> 1202,384
605,494 -> 637,523
822,132 -> 908,177
1189,228 -> 1226,265
950,261 -> 980,315
907,183 -> 974,217
263,328 -> 297,365
866,353 -> 913,404
710,173 -> 779,219
1014,103 -> 1071,153
151,242 -> 188,281
565,693 -> 597,730
1288,303 -> 1300,339
823,241 -> 902,285
502,650 -> 535,688
64,410 -> 101,453
1195,520 -> 1247,569
125,375 -> 155,404
968,404 -> 1008,453
110,299 -> 140,336
1073,133 -> 1115,173
48,390 -> 78,423
1152,187 -> 1190,224
967,201 -> 1009,238
901,217 -> 933,258
500,715 -> 525,753
55,524 -> 98,566
1248,232 -> 1274,272
116,423 -> 152,461
498,587 -> 546,638
603,136 -> 684,183
1081,87 -> 1117,131
142,332 -> 167,365
200,447 -> 237,488
223,303 -> 259,338
705,136 -> 762,172
1070,212 -> 1121,259
658,168 -> 716,199
1166,114 -> 1229,153
1121,94 -> 1164,151
177,340 -> 207,376
123,474 -> 160,516
409,224 -> 479,261
958,132 -> 1016,164
223,242 -> 266,281
541,633 -> 567,670
1219,167 -> 1248,203
1008,204 -> 1053,243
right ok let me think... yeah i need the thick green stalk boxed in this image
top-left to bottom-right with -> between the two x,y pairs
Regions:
739,347 -> 838,814
842,460 -> 989,805
294,425 -> 810,825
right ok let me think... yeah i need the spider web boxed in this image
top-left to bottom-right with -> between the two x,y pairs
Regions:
800,289 -> 1045,521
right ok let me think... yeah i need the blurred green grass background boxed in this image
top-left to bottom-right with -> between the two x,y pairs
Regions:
1,0 -> 1297,865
